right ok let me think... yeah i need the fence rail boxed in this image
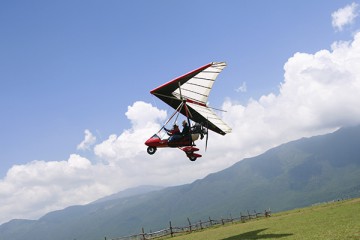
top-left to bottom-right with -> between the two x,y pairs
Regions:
108,209 -> 271,240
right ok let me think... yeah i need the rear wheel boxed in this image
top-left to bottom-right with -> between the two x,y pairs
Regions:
147,146 -> 157,155
188,155 -> 197,161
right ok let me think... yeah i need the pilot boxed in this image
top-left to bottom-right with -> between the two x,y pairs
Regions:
181,120 -> 189,136
165,123 -> 180,139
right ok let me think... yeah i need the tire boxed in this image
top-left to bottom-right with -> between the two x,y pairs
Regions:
188,155 -> 197,161
147,147 -> 157,155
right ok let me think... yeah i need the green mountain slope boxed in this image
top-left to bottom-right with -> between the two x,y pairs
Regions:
172,197 -> 360,240
1,126 -> 360,240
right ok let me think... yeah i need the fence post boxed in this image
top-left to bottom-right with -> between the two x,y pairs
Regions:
265,209 -> 271,217
169,221 -> 174,237
187,217 -> 192,232
141,227 -> 145,240
209,217 -> 213,226
247,210 -> 251,220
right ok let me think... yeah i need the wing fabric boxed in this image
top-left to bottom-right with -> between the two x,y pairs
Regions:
186,102 -> 232,135
150,62 -> 232,135
172,62 -> 226,106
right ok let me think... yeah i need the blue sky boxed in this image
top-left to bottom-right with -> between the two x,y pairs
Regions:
1,0 -> 360,224
0,1 -> 349,173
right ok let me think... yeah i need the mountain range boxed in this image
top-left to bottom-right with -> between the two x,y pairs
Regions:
1,125 -> 360,240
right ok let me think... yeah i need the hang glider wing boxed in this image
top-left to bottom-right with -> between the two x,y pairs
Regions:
150,62 -> 232,135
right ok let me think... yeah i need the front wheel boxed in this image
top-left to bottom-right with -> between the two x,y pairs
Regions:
147,146 -> 157,155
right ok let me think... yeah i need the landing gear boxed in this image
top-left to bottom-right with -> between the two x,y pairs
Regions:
147,146 -> 157,155
181,146 -> 201,161
188,155 -> 197,161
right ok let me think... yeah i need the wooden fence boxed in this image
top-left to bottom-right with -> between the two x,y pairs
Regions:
107,209 -> 271,240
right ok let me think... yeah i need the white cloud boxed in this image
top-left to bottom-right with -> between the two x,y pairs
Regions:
77,129 -> 97,151
2,32 -> 360,225
94,101 -> 167,163
332,2 -> 359,31
0,154 -> 114,224
213,32 -> 360,160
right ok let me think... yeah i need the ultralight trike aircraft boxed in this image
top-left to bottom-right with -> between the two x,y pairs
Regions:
145,62 -> 232,161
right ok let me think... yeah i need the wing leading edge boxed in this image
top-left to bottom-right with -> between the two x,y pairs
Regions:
150,62 -> 232,135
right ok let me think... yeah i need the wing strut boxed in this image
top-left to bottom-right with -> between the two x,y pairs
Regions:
157,102 -> 184,134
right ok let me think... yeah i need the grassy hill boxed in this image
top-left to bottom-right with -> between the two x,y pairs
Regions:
171,197 -> 360,240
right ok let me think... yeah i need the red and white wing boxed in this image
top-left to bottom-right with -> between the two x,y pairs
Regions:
150,62 -> 232,135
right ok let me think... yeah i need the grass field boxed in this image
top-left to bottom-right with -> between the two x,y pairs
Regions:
169,198 -> 360,240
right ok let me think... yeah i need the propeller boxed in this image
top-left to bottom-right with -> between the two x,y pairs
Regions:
202,122 -> 209,151
205,128 -> 209,151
